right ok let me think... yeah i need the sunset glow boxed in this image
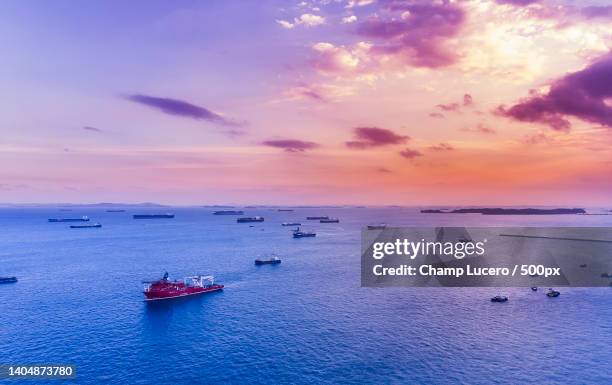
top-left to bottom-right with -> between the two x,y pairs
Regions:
1,0 -> 611,205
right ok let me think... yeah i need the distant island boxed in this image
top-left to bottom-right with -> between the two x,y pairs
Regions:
420,208 -> 586,215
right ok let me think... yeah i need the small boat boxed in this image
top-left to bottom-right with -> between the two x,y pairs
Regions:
70,223 -> 102,229
579,263 -> 587,268
491,295 -> 508,303
143,272 -> 223,301
213,210 -> 244,215
282,222 -> 301,226
293,228 -> 316,238
133,214 -> 174,219
531,287 -> 538,291
237,216 -> 264,223
367,224 -> 387,230
0,276 -> 18,284
306,216 -> 328,220
546,289 -> 560,298
320,218 -> 339,223
48,216 -> 89,222
255,256 -> 281,265
601,273 -> 610,278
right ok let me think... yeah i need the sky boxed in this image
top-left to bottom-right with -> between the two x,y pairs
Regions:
1,0 -> 611,206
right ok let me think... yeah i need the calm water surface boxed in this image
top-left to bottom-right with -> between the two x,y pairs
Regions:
1,207 -> 611,384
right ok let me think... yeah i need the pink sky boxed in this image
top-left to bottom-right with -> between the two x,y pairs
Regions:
1,0 -> 611,205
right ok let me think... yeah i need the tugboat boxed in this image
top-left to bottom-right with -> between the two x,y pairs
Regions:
367,224 -> 387,230
546,288 -> 560,298
282,222 -> 301,226
48,216 -> 89,222
255,256 -> 281,265
491,295 -> 508,303
320,218 -> 339,223
237,216 -> 264,223
0,276 -> 18,284
133,213 -> 175,219
70,223 -> 102,228
292,227 -> 316,238
143,272 -> 223,301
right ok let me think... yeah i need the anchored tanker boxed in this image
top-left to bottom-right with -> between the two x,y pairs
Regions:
133,213 -> 175,219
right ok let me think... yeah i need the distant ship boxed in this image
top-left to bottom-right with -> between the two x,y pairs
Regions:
367,224 -> 387,230
278,209 -> 294,212
306,216 -> 328,220
48,216 -> 89,222
282,222 -> 301,226
143,272 -> 223,301
237,216 -> 264,223
133,214 -> 175,219
292,228 -> 316,238
0,276 -> 18,284
320,218 -> 339,223
213,210 -> 244,215
106,209 -> 126,213
255,256 -> 281,265
70,223 -> 102,229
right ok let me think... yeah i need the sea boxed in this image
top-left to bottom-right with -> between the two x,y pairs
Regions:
1,207 -> 611,384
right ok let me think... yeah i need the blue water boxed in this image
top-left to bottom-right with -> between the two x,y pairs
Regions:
1,207 -> 611,384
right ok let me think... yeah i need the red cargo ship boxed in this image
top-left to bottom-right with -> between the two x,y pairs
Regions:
143,272 -> 223,301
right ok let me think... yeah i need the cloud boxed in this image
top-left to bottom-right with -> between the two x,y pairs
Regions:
437,103 -> 460,112
355,2 -> 466,68
346,127 -> 409,149
342,15 -> 358,24
277,13 -> 325,29
399,148 -> 423,159
126,94 -> 239,126
495,0 -> 540,6
262,139 -> 320,152
581,6 -> 612,19
496,53 -> 612,131
82,126 -> 102,132
311,42 -> 368,73
521,132 -> 552,144
462,124 -> 497,135
376,167 -> 392,173
428,143 -> 454,151
429,112 -> 445,119
346,0 -> 374,8
463,93 -> 473,106
436,93 -> 474,112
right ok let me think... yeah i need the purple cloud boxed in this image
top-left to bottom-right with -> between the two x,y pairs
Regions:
376,167 -> 392,173
399,148 -> 423,159
346,127 -> 409,149
463,93 -> 473,106
126,94 -> 239,126
356,2 -> 465,68
429,112 -> 445,118
496,53 -> 612,131
581,6 -> 612,19
429,143 -> 454,151
262,139 -> 320,152
437,102 -> 460,112
82,126 -> 102,132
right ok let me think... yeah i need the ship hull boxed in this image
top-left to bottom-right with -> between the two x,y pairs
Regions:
144,285 -> 224,301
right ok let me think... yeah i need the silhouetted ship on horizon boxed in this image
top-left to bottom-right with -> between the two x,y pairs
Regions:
48,216 -> 89,222
213,210 -> 244,215
306,216 -> 328,220
237,216 -> 264,223
133,214 -> 175,219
